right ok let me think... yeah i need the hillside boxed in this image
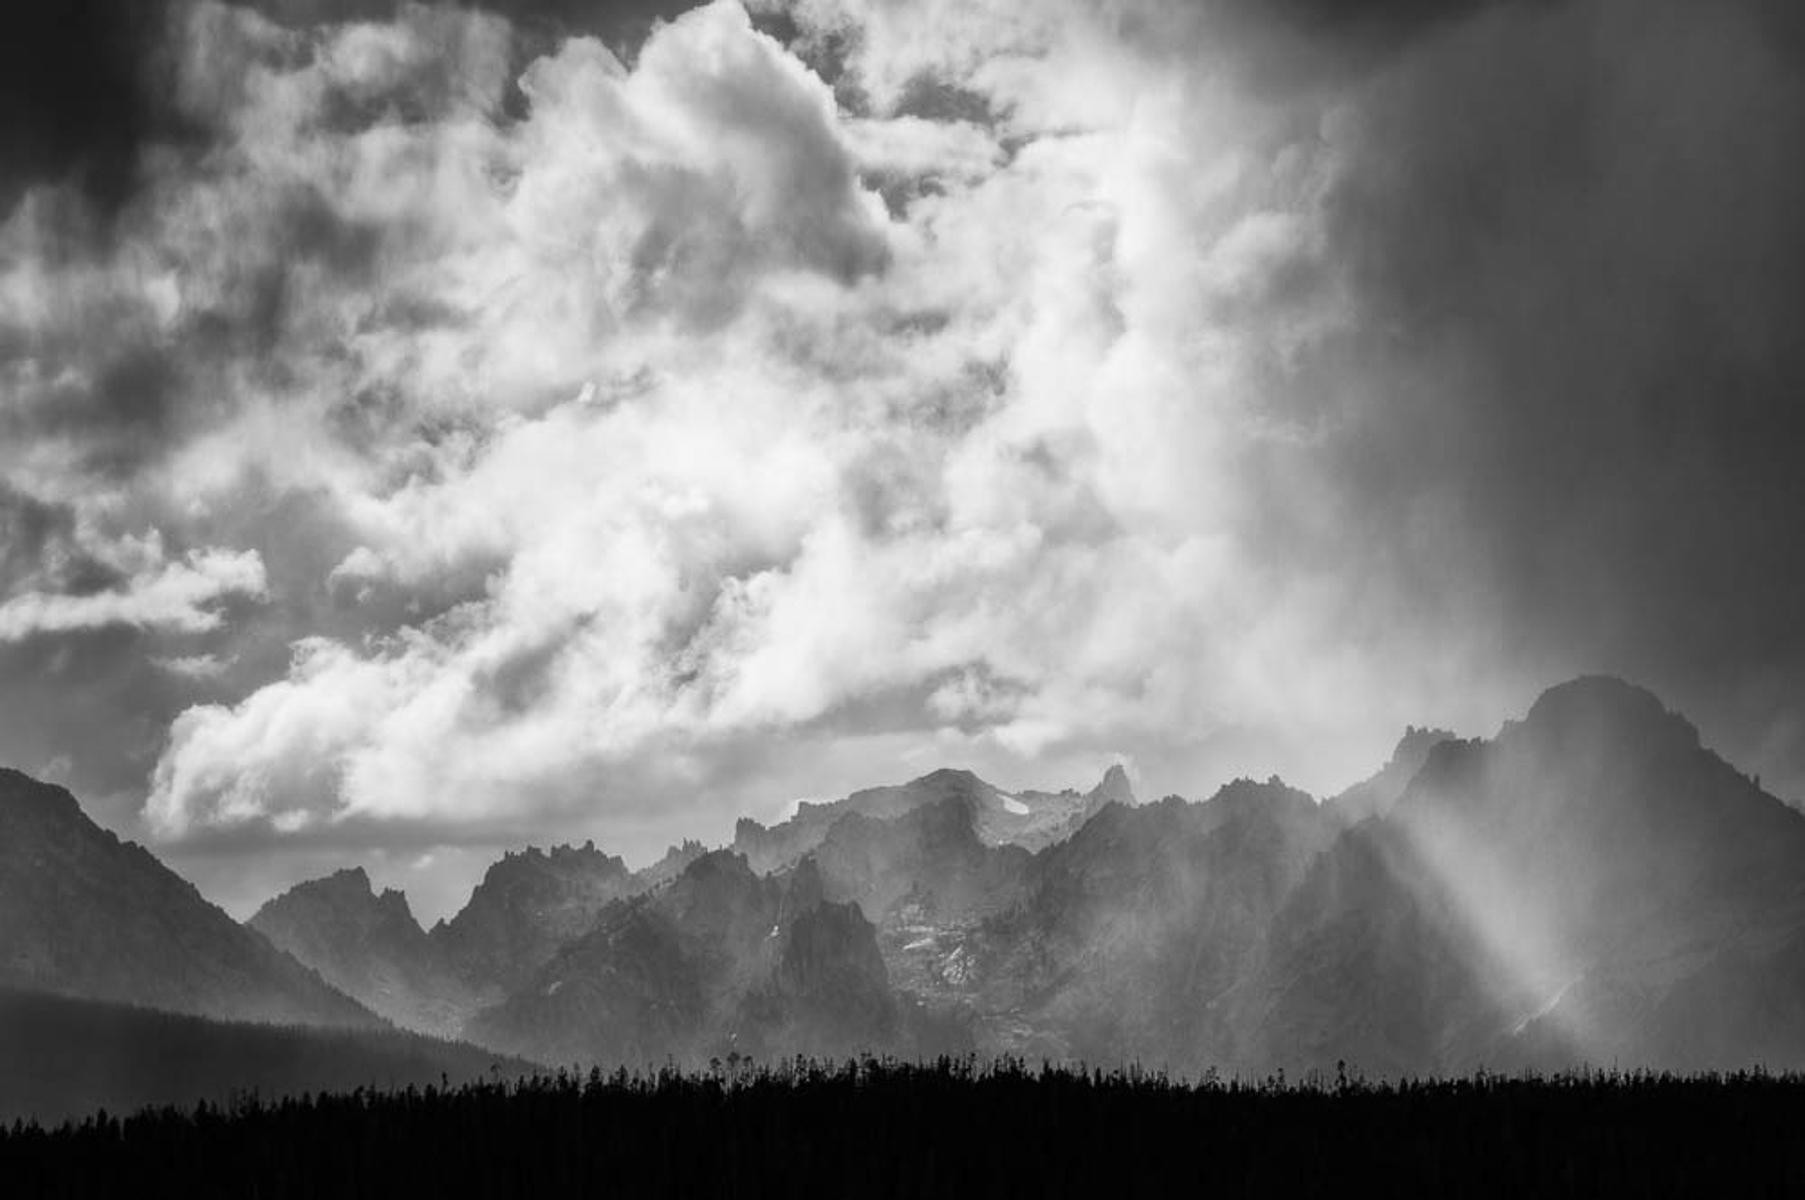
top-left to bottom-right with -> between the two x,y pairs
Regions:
0,988 -> 534,1127
0,769 -> 376,1030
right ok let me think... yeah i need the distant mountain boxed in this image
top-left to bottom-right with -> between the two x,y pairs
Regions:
250,869 -> 480,1038
0,769 -> 376,1030
249,839 -> 706,1041
1330,725 -> 1456,824
430,842 -> 639,997
465,850 -> 928,1066
0,988 -> 533,1127
974,777 -> 1337,1068
734,765 -> 1135,873
1242,676 -> 1805,1074
463,773 -> 1336,1071
632,838 -> 708,893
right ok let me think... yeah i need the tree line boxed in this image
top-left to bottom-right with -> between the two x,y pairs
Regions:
6,1057 -> 1805,1197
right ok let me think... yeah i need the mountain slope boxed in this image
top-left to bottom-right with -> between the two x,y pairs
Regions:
1242,677 -> 1805,1074
0,769 -> 377,1030
250,869 -> 480,1038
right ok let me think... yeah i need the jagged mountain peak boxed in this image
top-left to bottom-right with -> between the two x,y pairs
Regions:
677,847 -> 760,888
253,866 -> 420,930
429,832 -> 642,995
493,839 -> 629,873
331,865 -> 371,886
1205,776 -> 1319,826
1089,764 -> 1136,806
1392,725 -> 1458,767
635,839 -> 708,892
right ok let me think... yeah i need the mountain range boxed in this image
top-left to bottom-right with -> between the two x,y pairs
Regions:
6,676 -> 1805,1080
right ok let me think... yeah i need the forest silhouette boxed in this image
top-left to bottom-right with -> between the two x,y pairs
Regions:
7,1058 -> 1805,1198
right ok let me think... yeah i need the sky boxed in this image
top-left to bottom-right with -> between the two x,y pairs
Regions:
2,0 -> 1802,922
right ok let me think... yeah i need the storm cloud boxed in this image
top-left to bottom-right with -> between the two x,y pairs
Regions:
2,0 -> 1801,916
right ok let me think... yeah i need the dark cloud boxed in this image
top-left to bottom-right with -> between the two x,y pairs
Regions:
0,0 -> 705,216
0,487 -> 74,593
1111,0 -> 1548,100
1270,0 -> 1805,791
250,0 -> 696,43
0,0 -> 187,214
0,627 -> 193,817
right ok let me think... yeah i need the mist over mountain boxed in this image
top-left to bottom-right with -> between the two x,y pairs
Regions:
1329,726 -> 1457,825
0,989 -> 533,1128
249,867 -> 479,1037
1245,678 -> 1805,1075
9,676 -> 1805,1091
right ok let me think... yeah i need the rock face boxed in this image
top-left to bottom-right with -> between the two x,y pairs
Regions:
430,842 -> 639,996
250,869 -> 479,1037
465,851 -> 908,1066
0,769 -> 376,1029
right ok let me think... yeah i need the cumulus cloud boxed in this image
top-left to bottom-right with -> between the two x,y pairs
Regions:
3,0 -> 1803,891
0,525 -> 266,642
124,0 -> 1380,843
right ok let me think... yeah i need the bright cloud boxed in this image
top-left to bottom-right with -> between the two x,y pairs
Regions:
119,0 -> 1391,840
4,0 -> 1795,865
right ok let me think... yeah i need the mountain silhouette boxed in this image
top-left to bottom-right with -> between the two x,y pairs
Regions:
0,769 -> 375,1029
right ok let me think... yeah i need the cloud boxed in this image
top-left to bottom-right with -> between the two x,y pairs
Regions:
156,653 -> 236,679
1287,0 -> 1805,771
0,534 -> 267,642
131,0 -> 1379,843
0,0 -> 185,214
4,0 -> 1804,882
